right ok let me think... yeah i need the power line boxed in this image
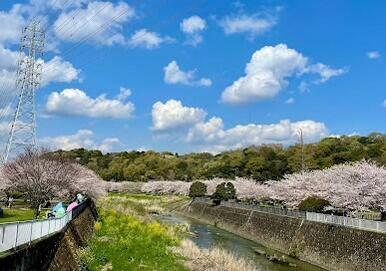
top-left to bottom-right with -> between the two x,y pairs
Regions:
54,1 -> 110,38
53,0 -> 96,35
43,0 -> 207,76
44,6 -> 132,72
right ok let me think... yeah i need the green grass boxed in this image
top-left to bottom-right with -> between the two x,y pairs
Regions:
80,195 -> 189,271
0,208 -> 46,223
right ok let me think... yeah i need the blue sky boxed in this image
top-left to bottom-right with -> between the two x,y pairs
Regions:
0,0 -> 385,154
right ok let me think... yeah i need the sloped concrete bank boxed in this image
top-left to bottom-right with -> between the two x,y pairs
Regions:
0,199 -> 97,271
179,200 -> 386,271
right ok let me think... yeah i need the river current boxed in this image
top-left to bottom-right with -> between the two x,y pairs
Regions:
155,213 -> 325,271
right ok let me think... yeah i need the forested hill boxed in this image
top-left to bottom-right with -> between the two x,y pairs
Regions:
55,133 -> 386,183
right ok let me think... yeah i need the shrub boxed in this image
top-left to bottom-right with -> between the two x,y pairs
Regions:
189,181 -> 207,198
212,182 -> 236,201
298,196 -> 330,212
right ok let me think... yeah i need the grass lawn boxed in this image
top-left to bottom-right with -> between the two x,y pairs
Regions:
79,194 -> 190,271
0,207 -> 46,223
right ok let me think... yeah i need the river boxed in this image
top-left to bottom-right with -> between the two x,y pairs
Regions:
154,213 -> 325,271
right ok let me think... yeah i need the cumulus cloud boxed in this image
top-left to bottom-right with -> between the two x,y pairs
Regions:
0,45 -> 80,109
0,1 -> 80,88
187,119 -> 328,153
0,5 -> 26,46
0,46 -> 21,96
151,100 -> 329,152
45,88 -> 135,119
222,44 -> 346,104
164,60 -> 212,87
151,99 -> 206,132
180,15 -> 207,46
53,1 -> 135,45
218,10 -> 278,38
0,46 -> 20,70
128,28 -> 173,49
40,129 -> 122,153
367,51 -> 381,59
42,56 -> 81,86
383,100 -> 386,107
98,137 -> 122,153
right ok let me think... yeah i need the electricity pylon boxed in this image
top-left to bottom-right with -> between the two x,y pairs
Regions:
3,20 -> 45,162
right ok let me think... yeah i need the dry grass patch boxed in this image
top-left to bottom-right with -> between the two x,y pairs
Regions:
175,239 -> 258,271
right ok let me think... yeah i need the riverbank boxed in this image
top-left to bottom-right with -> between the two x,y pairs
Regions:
179,199 -> 386,271
79,194 -> 258,271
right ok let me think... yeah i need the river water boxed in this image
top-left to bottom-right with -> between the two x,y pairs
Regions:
155,213 -> 325,271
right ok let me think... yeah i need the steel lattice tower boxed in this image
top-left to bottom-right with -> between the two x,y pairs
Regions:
3,20 -> 45,162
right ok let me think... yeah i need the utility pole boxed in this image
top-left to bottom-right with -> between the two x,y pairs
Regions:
298,129 -> 306,173
3,20 -> 45,162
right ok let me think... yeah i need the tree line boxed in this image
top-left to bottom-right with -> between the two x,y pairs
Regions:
54,133 -> 386,183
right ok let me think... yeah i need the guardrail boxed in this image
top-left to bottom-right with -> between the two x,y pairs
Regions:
193,198 -> 386,233
306,212 -> 386,233
0,201 -> 86,253
221,200 -> 307,219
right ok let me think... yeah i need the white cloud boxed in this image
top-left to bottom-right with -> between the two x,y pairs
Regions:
218,11 -> 277,38
151,99 -> 206,132
98,137 -> 122,153
0,43 -> 80,90
128,29 -> 173,49
222,44 -> 346,104
117,87 -> 132,101
0,45 -> 20,96
0,121 -> 10,136
0,70 -> 17,98
0,46 -> 20,70
187,118 -> 329,153
40,129 -> 122,153
45,88 -> 135,119
308,63 -> 347,83
151,100 -> 329,152
42,56 -> 81,86
164,60 -> 212,87
53,1 -> 135,45
46,0 -> 91,11
222,44 -> 307,104
367,51 -> 381,59
180,15 -> 207,46
0,5 -> 26,46
0,121 -> 10,156
298,81 -> 309,92
285,97 -> 295,104
180,15 -> 206,34
383,99 -> 386,107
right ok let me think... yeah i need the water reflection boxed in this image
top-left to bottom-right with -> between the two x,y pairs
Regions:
155,214 -> 325,271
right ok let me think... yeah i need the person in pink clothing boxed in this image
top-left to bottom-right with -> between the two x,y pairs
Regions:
67,201 -> 78,212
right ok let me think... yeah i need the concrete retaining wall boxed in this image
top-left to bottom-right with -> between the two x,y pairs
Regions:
182,200 -> 386,271
0,199 -> 97,271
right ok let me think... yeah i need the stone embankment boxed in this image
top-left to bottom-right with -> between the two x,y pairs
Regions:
180,200 -> 386,271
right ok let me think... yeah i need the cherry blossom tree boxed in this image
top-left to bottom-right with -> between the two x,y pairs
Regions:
3,149 -> 80,217
71,164 -> 108,199
268,160 -> 386,211
0,166 -> 11,195
139,160 -> 386,211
